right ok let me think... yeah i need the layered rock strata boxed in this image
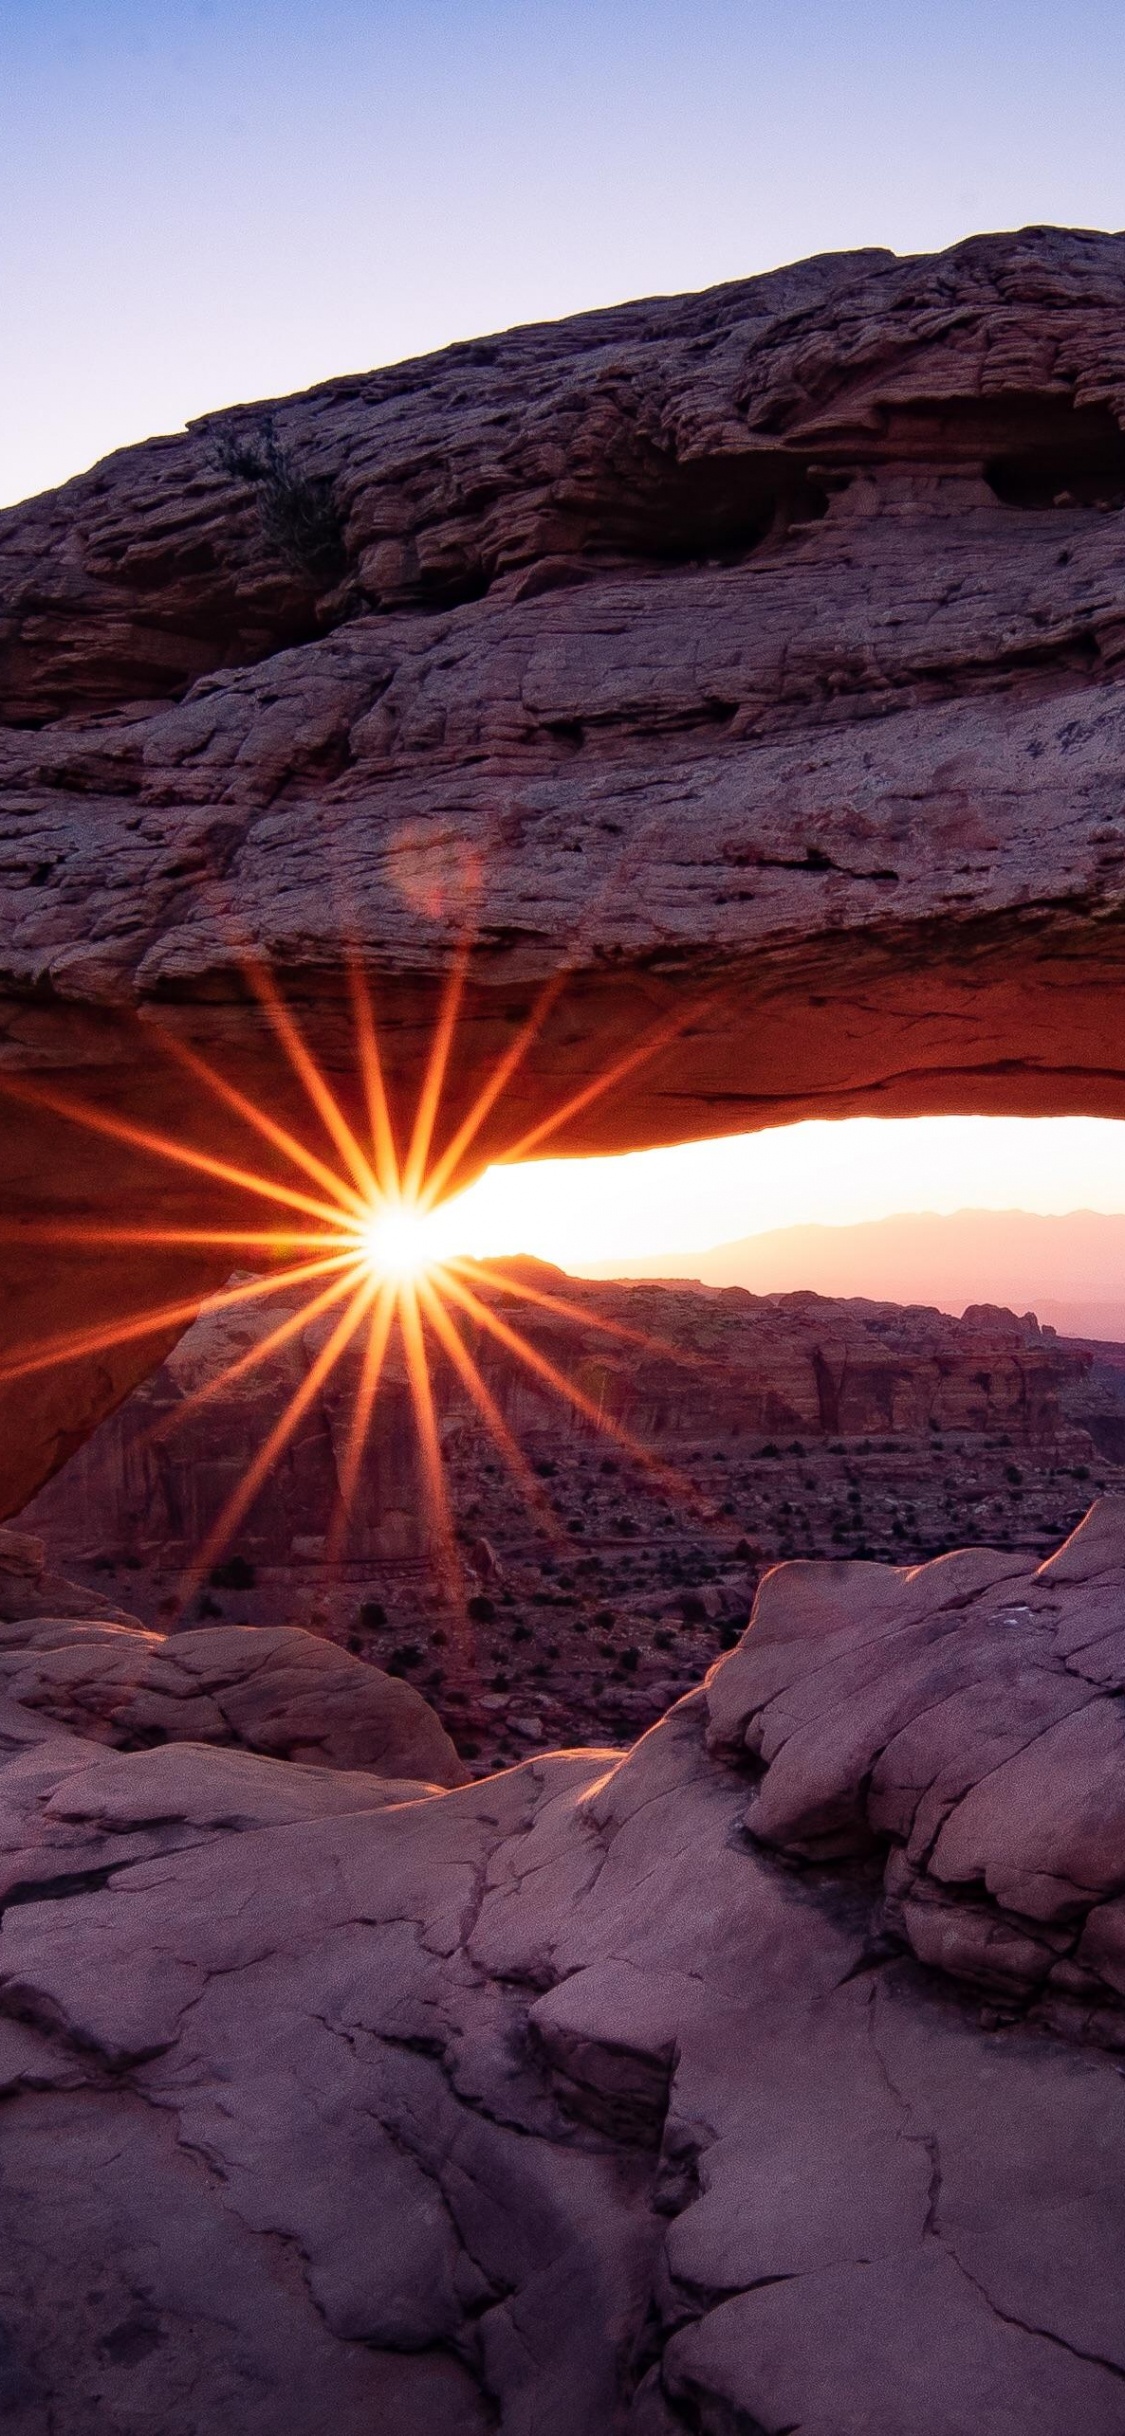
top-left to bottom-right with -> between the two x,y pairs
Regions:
1,1506 -> 1125,2427
17,1267 -> 1125,1768
7,228 -> 1125,1509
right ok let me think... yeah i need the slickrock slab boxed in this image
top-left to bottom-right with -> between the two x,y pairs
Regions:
0,1613 -> 467,1788
709,1494 -> 1125,2042
8,229 -> 1125,1516
0,1516 -> 1125,2426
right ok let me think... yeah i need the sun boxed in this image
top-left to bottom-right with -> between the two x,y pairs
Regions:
357,1201 -> 443,1282
0,943 -> 706,1613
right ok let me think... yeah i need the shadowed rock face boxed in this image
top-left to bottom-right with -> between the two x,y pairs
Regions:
6,227 -> 1125,1511
2,1504 -> 1125,2428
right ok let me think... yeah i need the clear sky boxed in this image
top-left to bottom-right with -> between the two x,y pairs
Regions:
6,3 -> 1125,1269
4,0 -> 1125,507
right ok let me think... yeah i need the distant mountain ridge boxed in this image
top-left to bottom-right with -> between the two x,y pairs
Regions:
579,1208 -> 1125,1342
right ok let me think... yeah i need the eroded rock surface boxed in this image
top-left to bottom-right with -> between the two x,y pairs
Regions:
0,1609 -> 467,1787
2,1508 -> 1125,2427
8,228 -> 1125,1513
711,1493 -> 1125,2043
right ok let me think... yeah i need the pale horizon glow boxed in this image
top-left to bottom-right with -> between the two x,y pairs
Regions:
432,1117 -> 1125,1271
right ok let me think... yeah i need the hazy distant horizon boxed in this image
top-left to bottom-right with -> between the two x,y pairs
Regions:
577,1207 -> 1125,1342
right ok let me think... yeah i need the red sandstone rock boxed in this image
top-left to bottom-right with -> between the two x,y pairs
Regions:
7,231 -> 1125,1513
0,1612 -> 466,1787
0,1526 -> 142,1628
0,1510 -> 1125,2425
709,1494 -> 1125,2036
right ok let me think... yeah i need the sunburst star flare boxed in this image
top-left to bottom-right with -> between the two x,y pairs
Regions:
1,958 -> 708,1624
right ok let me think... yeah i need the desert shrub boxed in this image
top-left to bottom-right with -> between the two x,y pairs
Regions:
213,414 -> 347,583
210,1554 -> 256,1590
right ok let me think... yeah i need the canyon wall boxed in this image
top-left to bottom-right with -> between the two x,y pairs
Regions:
18,1268 -> 1124,1771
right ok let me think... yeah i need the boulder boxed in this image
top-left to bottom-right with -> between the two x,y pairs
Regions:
0,1528 -> 141,1628
710,1494 -> 1125,2033
0,1612 -> 467,1787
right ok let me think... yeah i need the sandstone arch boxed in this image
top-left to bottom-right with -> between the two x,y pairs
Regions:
5,225 -> 1125,1515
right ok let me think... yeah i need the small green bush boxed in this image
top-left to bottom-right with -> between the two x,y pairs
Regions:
214,414 -> 346,583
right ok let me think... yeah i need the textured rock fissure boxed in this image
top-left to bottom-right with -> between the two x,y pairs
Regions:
0,1862 -> 132,1918
374,2024 -> 572,2148
139,2072 -> 503,2416
939,2254 -> 1125,2393
869,1990 -> 1125,2383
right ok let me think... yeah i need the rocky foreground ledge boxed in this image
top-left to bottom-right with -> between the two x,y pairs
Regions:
1,1510 -> 1125,2428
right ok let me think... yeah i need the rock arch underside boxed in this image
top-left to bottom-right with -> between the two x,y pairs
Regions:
4,227 -> 1125,2430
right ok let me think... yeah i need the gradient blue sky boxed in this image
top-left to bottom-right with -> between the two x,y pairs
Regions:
4,0 -> 1125,507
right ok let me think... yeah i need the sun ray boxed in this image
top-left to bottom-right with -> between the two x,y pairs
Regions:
180,1270 -> 379,1603
0,1073 -> 358,1234
433,1262 -> 674,1482
0,1224 -> 346,1252
401,944 -> 470,1204
0,1251 -> 359,1388
450,1255 -> 728,1379
493,984 -> 726,1168
347,958 -> 402,1203
245,963 -> 382,1206
325,1280 -> 399,1559
416,1272 -> 562,1533
159,1031 -> 371,1221
7,940 -> 729,1675
397,1275 -> 463,1618
419,969 -> 569,1212
148,1259 -> 370,1445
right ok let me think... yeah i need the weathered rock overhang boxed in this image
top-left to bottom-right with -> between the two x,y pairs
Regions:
4,224 -> 1125,1515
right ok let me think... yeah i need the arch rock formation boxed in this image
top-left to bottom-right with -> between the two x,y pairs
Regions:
5,226 -> 1125,1509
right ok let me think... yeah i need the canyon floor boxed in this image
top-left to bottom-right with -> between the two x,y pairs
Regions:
19,1267 -> 1125,1776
